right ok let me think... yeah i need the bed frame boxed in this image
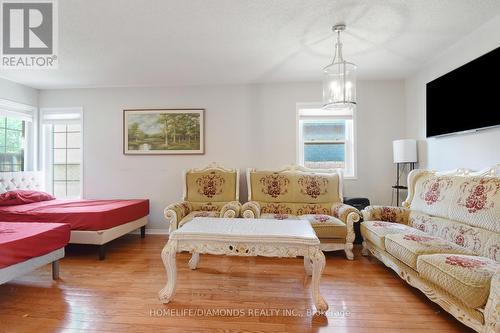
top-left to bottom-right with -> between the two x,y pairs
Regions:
0,171 -> 148,260
0,248 -> 63,284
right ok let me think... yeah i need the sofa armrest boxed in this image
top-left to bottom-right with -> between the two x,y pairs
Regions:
164,201 -> 192,233
331,203 -> 361,225
361,205 -> 410,225
331,203 -> 361,260
484,266 -> 500,333
241,201 -> 261,218
220,201 -> 242,218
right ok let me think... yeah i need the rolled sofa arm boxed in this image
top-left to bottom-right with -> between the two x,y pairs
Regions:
220,201 -> 242,218
331,203 -> 361,225
331,203 -> 361,260
484,266 -> 500,333
164,201 -> 192,233
362,205 -> 410,225
241,201 -> 261,218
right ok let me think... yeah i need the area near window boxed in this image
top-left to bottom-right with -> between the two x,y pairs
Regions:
0,99 -> 36,172
41,108 -> 83,199
297,105 -> 356,178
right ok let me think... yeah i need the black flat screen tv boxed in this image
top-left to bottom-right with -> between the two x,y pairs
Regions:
426,46 -> 500,138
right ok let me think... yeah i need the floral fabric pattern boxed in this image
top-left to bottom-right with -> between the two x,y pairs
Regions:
362,206 -> 409,224
371,221 -> 408,229
445,255 -> 487,269
314,215 -> 331,223
421,177 -> 453,205
198,203 -> 219,212
196,172 -> 225,198
403,234 -> 437,242
259,174 -> 289,198
260,203 -> 292,214
297,175 -> 328,199
457,178 -> 500,213
296,204 -> 329,215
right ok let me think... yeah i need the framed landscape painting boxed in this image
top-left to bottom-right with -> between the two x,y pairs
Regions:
123,109 -> 204,155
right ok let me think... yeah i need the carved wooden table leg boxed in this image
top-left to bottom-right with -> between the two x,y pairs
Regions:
188,252 -> 200,270
158,241 -> 177,303
303,255 -> 312,276
310,248 -> 328,312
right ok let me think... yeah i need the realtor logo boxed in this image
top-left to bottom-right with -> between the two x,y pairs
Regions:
1,0 -> 58,68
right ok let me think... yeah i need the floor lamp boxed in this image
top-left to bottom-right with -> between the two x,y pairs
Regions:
392,139 -> 418,206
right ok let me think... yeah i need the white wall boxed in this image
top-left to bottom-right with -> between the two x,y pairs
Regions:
0,77 -> 38,106
39,80 -> 405,231
405,14 -> 500,171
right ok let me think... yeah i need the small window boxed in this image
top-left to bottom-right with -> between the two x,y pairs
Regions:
41,108 -> 83,199
297,106 -> 356,178
0,117 -> 25,172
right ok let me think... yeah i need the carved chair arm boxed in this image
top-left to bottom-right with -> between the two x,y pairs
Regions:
220,201 -> 242,218
361,205 -> 410,225
331,203 -> 360,260
164,201 -> 192,233
241,201 -> 261,218
484,266 -> 500,333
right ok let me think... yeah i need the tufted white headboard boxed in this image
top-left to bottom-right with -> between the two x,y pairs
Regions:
0,171 -> 45,194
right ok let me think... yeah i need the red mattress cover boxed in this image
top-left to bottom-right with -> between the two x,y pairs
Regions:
0,199 -> 149,231
0,222 -> 70,268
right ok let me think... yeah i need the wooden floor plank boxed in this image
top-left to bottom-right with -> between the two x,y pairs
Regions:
0,235 -> 474,332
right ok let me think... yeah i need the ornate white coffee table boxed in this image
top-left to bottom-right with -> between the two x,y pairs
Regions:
158,217 -> 328,312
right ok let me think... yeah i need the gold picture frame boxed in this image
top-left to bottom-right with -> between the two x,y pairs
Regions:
123,109 -> 205,155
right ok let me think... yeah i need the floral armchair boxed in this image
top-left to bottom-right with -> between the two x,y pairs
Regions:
164,163 -> 241,233
241,165 -> 361,259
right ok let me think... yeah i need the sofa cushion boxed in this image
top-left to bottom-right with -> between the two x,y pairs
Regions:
258,201 -> 332,216
300,214 -> 346,239
448,177 -> 500,233
260,213 -> 301,220
178,211 -> 220,228
410,174 -> 458,220
385,233 -> 474,269
186,170 -> 237,202
417,254 -> 499,308
410,174 -> 500,234
361,221 -> 425,251
409,210 -> 500,262
249,171 -> 341,204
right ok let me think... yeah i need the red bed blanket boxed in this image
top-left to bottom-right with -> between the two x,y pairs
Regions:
0,222 -> 70,268
0,199 -> 149,231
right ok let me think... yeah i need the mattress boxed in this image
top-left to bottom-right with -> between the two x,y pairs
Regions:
0,222 -> 70,268
0,199 -> 150,231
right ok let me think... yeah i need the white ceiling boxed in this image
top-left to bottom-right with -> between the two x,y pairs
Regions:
1,0 -> 500,89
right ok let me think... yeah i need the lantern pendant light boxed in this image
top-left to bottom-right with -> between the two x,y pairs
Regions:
322,23 -> 357,109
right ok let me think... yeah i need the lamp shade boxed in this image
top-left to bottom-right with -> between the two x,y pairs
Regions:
393,139 -> 417,163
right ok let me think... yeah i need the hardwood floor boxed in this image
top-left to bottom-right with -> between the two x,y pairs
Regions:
0,235 -> 474,333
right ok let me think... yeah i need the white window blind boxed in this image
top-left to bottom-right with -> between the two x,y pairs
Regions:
0,98 -> 36,122
41,107 -> 82,124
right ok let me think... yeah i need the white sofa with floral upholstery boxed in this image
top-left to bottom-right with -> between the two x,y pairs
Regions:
241,165 -> 361,259
164,163 -> 241,233
361,166 -> 500,333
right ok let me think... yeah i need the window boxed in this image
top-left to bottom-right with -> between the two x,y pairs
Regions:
0,117 -> 25,171
0,99 -> 36,172
41,108 -> 83,199
297,105 -> 356,178
52,124 -> 82,198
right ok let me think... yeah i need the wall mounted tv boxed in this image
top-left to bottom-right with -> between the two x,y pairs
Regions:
426,46 -> 500,138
